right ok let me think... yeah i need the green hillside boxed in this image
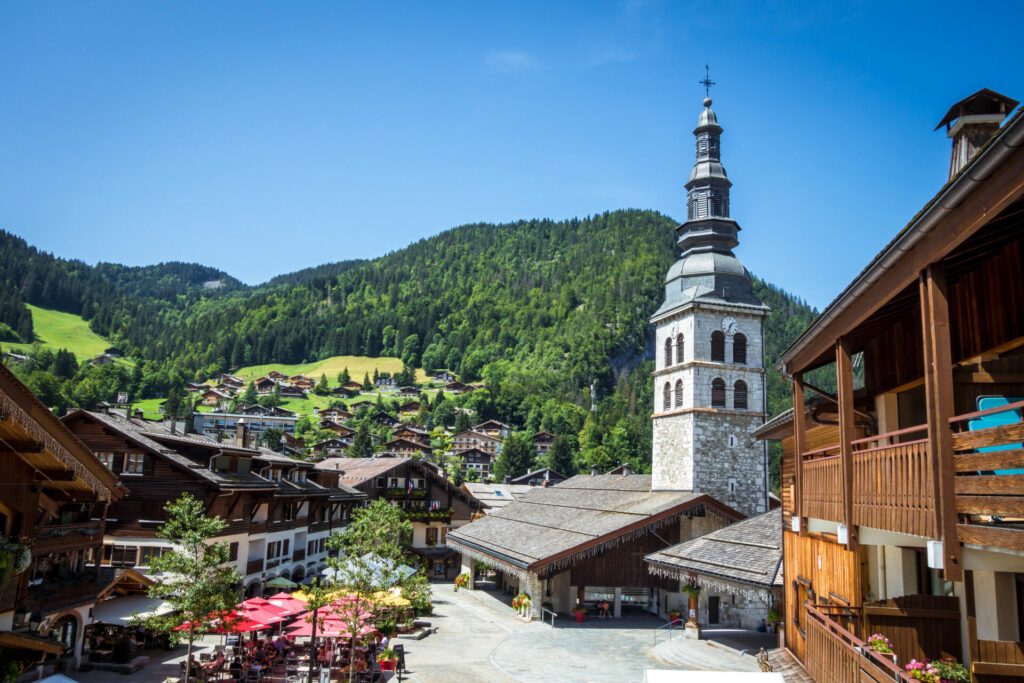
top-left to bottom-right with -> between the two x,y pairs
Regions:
6,305 -> 113,360
235,355 -> 428,384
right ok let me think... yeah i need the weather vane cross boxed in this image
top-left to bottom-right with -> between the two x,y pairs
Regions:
699,64 -> 716,98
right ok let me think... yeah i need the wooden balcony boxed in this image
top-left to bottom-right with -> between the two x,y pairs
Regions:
973,639 -> 1024,681
34,521 -> 103,553
246,559 -> 264,576
292,549 -> 305,563
804,604 -> 913,683
26,570 -> 100,614
249,520 -> 268,535
309,520 -> 332,533
796,399 -> 1024,548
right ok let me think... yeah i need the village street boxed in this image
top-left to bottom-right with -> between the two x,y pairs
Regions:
399,582 -> 762,683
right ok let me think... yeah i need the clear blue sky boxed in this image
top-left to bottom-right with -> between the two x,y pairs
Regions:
2,1 -> 1022,309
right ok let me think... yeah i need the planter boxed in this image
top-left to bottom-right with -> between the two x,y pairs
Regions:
574,611 -> 585,623
379,659 -> 397,671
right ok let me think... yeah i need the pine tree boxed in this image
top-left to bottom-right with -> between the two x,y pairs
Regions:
338,367 -> 350,385
315,373 -> 329,395
362,372 -> 372,390
350,422 -> 372,457
547,435 -> 578,476
493,432 -> 534,480
242,381 -> 258,405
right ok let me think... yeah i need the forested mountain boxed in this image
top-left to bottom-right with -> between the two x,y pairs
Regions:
0,211 -> 820,484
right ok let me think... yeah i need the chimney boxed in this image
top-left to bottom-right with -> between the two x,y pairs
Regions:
622,464 -> 633,476
936,89 -> 1019,180
134,409 -> 144,421
234,418 -> 247,448
591,465 -> 600,476
503,475 -> 511,484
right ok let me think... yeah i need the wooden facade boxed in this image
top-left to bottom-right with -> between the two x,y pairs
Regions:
764,99 -> 1024,680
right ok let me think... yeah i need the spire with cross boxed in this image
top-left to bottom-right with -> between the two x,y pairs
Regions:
699,64 -> 716,100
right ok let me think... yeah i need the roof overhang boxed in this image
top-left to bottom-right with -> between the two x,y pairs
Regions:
779,107 -> 1024,375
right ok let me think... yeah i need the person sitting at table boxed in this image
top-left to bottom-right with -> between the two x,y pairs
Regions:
229,657 -> 242,680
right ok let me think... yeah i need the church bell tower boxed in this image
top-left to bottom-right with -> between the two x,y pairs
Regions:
650,90 -> 769,516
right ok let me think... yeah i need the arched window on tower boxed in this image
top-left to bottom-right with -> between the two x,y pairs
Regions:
664,337 -> 673,368
733,333 -> 747,365
674,379 -> 684,408
710,331 -> 725,362
711,378 -> 726,408
734,380 -> 748,410
663,382 -> 671,411
675,333 -> 685,364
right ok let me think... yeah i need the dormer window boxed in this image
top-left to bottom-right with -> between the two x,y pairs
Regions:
123,453 -> 145,475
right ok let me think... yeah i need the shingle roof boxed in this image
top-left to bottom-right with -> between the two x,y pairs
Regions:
463,482 -> 534,510
448,474 -> 740,573
315,456 -> 412,486
69,410 -> 277,491
645,508 -> 783,588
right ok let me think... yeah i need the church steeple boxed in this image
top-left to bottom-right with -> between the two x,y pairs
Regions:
680,96 -> 739,256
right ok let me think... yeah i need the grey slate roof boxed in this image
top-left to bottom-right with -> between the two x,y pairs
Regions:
448,474 -> 734,571
70,410 -> 277,491
644,508 -> 782,588
462,482 -> 534,511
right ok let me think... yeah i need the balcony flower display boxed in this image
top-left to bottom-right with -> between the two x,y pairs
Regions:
867,633 -> 894,655
0,535 -> 31,592
904,659 -> 941,682
904,658 -> 969,683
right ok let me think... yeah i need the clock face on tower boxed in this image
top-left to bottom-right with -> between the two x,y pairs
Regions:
722,317 -> 738,335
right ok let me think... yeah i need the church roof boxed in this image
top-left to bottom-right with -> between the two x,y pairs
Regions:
645,508 -> 783,589
447,474 -> 742,576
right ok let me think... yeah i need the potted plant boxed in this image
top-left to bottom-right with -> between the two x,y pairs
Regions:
667,609 -> 681,626
0,536 -> 31,595
867,633 -> 896,664
454,573 -> 470,591
511,593 -> 531,618
573,606 -> 586,623
681,576 -> 701,627
767,607 -> 780,632
377,647 -> 398,672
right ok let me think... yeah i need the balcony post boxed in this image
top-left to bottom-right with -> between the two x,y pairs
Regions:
792,373 -> 806,534
836,339 -> 858,549
920,264 -> 963,581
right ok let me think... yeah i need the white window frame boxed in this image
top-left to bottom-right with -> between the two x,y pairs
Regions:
123,452 -> 145,475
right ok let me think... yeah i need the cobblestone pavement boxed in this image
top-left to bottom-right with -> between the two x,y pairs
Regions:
400,583 -> 758,683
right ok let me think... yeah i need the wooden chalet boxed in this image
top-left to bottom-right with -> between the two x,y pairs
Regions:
319,407 -> 353,422
396,386 -> 420,399
399,400 -> 421,414
311,438 -> 349,458
315,456 -> 482,579
444,381 -> 474,394
393,425 -> 429,445
62,409 -> 279,584
448,475 -> 742,619
383,438 -> 432,457
432,371 -> 456,383
254,377 -> 277,395
341,381 -> 364,393
218,373 -> 245,389
278,385 -> 306,399
247,448 -> 365,593
456,447 -> 495,479
369,411 -> 399,428
763,89 -> 1024,682
0,365 -> 123,674
474,420 -> 512,439
268,371 -> 288,381
238,404 -> 296,418
452,430 -> 501,455
200,388 -> 233,406
532,431 -> 555,456
319,419 -> 354,439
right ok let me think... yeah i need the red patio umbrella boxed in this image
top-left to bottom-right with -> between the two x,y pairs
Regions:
266,592 -> 307,615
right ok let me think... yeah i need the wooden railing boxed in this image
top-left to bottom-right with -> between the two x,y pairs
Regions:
805,603 -> 912,683
34,521 -> 103,553
796,399 -> 1024,545
802,445 -> 843,523
246,559 -> 264,575
973,639 -> 1024,680
852,435 -> 936,538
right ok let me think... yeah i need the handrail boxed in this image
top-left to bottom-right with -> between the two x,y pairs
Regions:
802,443 -> 841,458
951,398 -> 1024,424
852,436 -> 929,456
851,424 -> 927,447
653,621 -> 681,644
805,603 -> 913,680
540,607 -> 557,627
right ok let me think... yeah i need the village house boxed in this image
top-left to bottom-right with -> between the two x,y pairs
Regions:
319,419 -> 354,440
369,411 -> 399,428
200,387 -> 234,407
218,373 -> 245,389
315,456 -> 482,579
452,430 -> 501,455
311,438 -> 349,458
254,377 -> 277,395
384,437 -> 433,457
432,371 -> 456,383
474,420 -> 512,440
267,370 -> 288,381
374,377 -> 396,390
0,365 -> 124,675
238,404 -> 296,418
457,447 -> 495,479
444,381 -> 474,394
396,386 -> 420,399
341,380 -> 364,393
532,431 -> 555,456
192,410 -> 298,441
760,89 -> 1024,682
399,400 -> 421,415
319,407 -> 354,422
393,425 -> 430,445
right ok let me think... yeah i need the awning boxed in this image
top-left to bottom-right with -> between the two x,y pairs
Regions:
0,631 -> 66,655
92,595 -> 175,625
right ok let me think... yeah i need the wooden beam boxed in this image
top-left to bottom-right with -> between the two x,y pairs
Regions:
956,495 -> 1024,517
958,524 -> 1024,552
953,449 -> 1024,472
787,143 -> 1024,374
836,339 -> 857,549
972,663 -> 1024,676
792,374 -> 806,531
955,476 -> 1024,495
921,264 -> 964,581
34,469 -> 76,482
0,438 -> 45,453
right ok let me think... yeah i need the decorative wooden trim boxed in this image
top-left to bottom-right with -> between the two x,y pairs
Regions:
953,449 -> 1024,472
958,524 -> 1024,552
836,339 -> 857,549
792,375 -> 805,527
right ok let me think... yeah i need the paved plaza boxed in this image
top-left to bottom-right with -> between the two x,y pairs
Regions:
399,582 -> 764,683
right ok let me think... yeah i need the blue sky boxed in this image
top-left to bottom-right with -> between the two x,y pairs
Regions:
2,1 -> 1022,309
